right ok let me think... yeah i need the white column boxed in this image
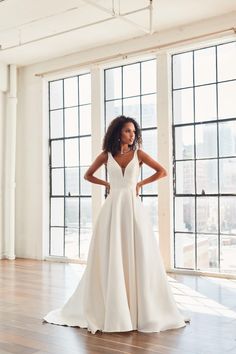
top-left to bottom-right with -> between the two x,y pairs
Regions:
156,52 -> 174,271
4,64 -> 17,259
90,66 -> 104,228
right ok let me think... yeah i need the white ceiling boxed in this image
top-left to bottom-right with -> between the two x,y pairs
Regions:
0,0 -> 235,66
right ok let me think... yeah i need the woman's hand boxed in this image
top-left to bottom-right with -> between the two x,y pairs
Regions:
136,182 -> 142,196
105,182 -> 111,194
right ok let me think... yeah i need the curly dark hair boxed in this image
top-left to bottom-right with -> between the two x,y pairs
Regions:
102,115 -> 142,156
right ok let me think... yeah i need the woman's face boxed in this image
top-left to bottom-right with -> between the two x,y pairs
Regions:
120,122 -> 136,145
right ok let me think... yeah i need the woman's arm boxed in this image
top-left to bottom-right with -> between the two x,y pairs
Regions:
137,149 -> 167,188
84,151 -> 109,188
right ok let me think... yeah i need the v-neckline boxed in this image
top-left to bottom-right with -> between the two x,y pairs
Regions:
110,149 -> 136,178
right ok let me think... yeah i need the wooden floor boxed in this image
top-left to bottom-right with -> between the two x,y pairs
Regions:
0,259 -> 236,354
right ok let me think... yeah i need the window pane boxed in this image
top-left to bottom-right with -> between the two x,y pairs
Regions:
142,165 -> 157,195
141,94 -> 156,128
196,159 -> 218,194
79,74 -> 91,104
217,42 -> 236,81
141,60 -> 156,94
219,158 -> 236,194
175,126 -> 194,160
173,88 -> 194,124
65,228 -> 79,259
65,168 -> 79,196
80,228 -> 92,260
197,197 -> 218,234
64,76 -> 78,107
105,67 -> 122,100
65,107 -> 78,137
219,121 -> 236,157
105,100 -> 122,127
65,197 -> 79,228
80,197 -> 92,229
175,161 -> 194,194
50,110 -> 63,139
80,167 -> 92,195
51,198 -> 64,226
52,168 -> 64,196
80,137 -> 91,166
194,47 -> 216,85
175,233 -> 195,269
220,197 -> 236,235
142,129 -> 157,160
175,197 -> 195,232
51,227 -> 64,256
123,63 -> 140,97
65,138 -> 78,167
80,105 -> 91,135
218,81 -> 236,119
173,52 -> 193,89
196,123 -> 217,158
51,140 -> 64,167
50,80 -> 63,110
197,234 -> 218,270
123,96 -> 140,124
195,84 -> 217,122
220,236 -> 236,273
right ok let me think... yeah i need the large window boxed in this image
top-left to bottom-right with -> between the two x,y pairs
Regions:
172,41 -> 236,273
49,73 -> 92,260
104,59 -> 158,233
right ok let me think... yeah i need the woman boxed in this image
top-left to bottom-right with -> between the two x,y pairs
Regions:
43,115 -> 190,334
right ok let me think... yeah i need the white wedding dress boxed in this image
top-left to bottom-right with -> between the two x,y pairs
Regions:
43,148 -> 190,334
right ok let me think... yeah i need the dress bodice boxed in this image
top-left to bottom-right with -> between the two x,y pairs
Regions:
107,149 -> 140,190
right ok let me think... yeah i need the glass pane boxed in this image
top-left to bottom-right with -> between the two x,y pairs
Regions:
80,228 -> 92,260
172,52 -> 193,89
123,63 -> 140,97
105,100 -> 122,127
195,123 -> 217,158
52,168 -> 64,196
105,67 -> 122,100
220,197 -> 236,235
51,140 -> 64,167
79,74 -> 91,105
80,105 -> 91,135
175,233 -> 195,268
141,94 -> 156,128
175,161 -> 195,194
65,168 -> 79,196
173,88 -> 194,124
49,80 -> 63,110
65,197 -> 79,228
142,165 -> 158,195
65,228 -> 79,259
80,137 -> 91,166
50,110 -> 63,139
219,158 -> 236,194
218,81 -> 236,119
80,166 -> 92,195
195,84 -> 217,122
217,42 -> 236,81
197,234 -> 218,270
220,236 -> 236,273
51,197 -> 64,226
142,197 -> 158,231
80,197 -> 92,229
219,120 -> 236,157
141,59 -> 156,94
64,76 -> 78,107
123,96 -> 140,124
194,47 -> 216,85
196,197 -> 218,233
50,227 -> 64,256
196,159 -> 218,194
65,107 -> 78,137
175,197 -> 195,232
142,129 -> 157,160
65,138 -> 78,167
175,126 -> 194,160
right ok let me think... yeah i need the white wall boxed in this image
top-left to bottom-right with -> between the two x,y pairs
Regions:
15,13 -> 236,265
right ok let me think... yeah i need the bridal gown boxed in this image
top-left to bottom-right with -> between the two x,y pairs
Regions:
43,148 -> 190,334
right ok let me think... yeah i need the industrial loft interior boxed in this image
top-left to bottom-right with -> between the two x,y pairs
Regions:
0,1 -> 236,353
